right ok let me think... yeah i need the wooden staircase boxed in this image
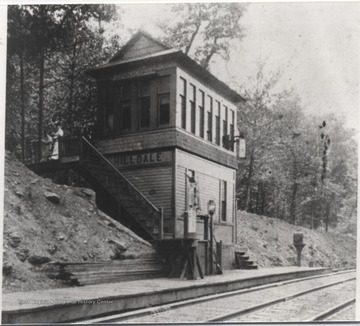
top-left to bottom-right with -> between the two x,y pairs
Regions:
80,137 -> 164,241
46,257 -> 164,286
235,248 -> 258,270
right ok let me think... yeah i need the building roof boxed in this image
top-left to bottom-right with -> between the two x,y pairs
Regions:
88,31 -> 245,104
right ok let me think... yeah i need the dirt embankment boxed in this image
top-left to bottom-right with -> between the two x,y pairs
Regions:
2,152 -> 155,293
2,153 -> 356,293
237,211 -> 357,269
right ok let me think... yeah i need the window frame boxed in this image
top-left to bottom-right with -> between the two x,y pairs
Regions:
207,95 -> 213,142
220,180 -> 227,222
158,75 -> 171,126
190,83 -> 196,134
180,77 -> 187,130
215,100 -> 221,145
138,80 -> 152,129
199,89 -> 205,138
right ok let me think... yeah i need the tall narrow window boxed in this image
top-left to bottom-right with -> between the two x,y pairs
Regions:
222,105 -> 228,148
139,80 -> 151,128
180,77 -> 187,129
215,101 -> 220,145
220,180 -> 227,222
104,106 -> 114,134
120,84 -> 131,132
207,96 -> 213,142
101,85 -> 114,135
158,76 -> 170,125
230,109 -> 235,151
190,84 -> 196,134
199,90 -> 205,138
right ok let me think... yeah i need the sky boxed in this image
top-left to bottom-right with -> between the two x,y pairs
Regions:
115,2 -> 360,130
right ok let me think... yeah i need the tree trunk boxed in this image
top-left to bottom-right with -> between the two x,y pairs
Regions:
244,151 -> 254,211
325,202 -> 330,232
20,51 -> 25,161
67,46 -> 76,135
37,10 -> 46,160
38,45 -> 45,160
289,182 -> 298,225
261,183 -> 266,215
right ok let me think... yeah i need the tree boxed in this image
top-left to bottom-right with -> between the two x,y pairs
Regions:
236,62 -> 286,212
6,4 -> 118,158
159,3 -> 247,69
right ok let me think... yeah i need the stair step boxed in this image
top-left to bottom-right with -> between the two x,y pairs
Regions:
246,265 -> 258,269
62,260 -> 162,272
69,268 -> 163,279
76,273 -> 163,286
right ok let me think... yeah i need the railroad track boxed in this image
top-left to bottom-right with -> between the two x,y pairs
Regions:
81,269 -> 356,323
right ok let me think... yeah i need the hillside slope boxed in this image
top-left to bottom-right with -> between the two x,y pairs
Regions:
2,152 -> 155,293
237,211 -> 357,268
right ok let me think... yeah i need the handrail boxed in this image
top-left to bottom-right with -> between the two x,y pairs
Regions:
81,136 -> 160,214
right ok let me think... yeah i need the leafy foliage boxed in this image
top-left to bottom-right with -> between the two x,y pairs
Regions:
6,4 -> 120,155
159,3 -> 247,69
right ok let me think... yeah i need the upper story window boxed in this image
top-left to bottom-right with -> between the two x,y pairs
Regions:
180,77 -> 187,130
230,109 -> 235,152
215,101 -> 221,145
190,84 -> 196,134
119,84 -> 132,132
104,106 -> 114,134
199,89 -> 205,138
207,95 -> 213,142
139,80 -> 151,128
101,85 -> 114,135
222,105 -> 228,148
158,76 -> 170,126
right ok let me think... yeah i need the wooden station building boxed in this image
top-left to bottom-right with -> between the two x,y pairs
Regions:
86,31 -> 245,274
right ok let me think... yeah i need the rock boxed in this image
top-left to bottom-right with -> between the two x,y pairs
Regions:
44,191 -> 60,204
3,263 -> 13,276
16,249 -> 29,262
81,188 -> 95,198
82,256 -> 88,261
106,221 -> 116,228
47,245 -> 58,255
9,234 -> 21,248
31,179 -> 38,184
16,205 -> 22,215
15,190 -> 23,197
28,255 -> 51,265
57,233 -> 66,241
108,239 -> 127,252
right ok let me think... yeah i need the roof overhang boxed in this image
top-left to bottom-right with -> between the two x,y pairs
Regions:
87,51 -> 245,105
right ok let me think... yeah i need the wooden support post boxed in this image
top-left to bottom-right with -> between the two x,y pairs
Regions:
203,215 -> 209,241
209,214 -> 214,275
159,208 -> 164,240
196,253 -> 204,279
216,240 -> 223,273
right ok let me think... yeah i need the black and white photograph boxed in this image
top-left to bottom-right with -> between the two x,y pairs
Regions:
1,1 -> 358,323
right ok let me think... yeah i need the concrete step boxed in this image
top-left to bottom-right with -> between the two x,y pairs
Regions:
69,267 -> 163,277
63,261 -> 163,273
77,271 -> 164,286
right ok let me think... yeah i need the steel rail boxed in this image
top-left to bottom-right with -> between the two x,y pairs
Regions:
307,298 -> 356,322
79,269 -> 355,324
206,276 -> 355,322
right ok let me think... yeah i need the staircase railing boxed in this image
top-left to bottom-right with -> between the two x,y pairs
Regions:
80,137 -> 161,237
